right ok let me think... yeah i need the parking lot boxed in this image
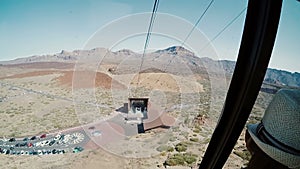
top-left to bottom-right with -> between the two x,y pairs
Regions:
0,131 -> 88,156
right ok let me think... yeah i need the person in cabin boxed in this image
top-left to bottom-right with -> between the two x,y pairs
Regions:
245,89 -> 300,169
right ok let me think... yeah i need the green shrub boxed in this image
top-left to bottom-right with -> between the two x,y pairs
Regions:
169,136 -> 177,142
233,150 -> 251,161
202,137 -> 211,144
183,153 -> 198,164
175,145 -> 187,152
167,146 -> 174,152
175,142 -> 188,152
179,131 -> 189,138
193,128 -> 201,133
165,153 -> 198,166
172,126 -> 180,132
165,154 -> 185,166
189,137 -> 199,142
156,145 -> 174,152
160,151 -> 167,156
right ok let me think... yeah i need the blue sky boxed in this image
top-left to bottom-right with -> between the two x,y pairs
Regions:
0,0 -> 299,72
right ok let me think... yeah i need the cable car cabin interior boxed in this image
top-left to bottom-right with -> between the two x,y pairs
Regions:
135,0 -> 295,168
199,1 -> 299,169
1,0 -> 299,169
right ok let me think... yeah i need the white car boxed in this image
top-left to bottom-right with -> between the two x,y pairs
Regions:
62,134 -> 71,143
34,142 -> 42,147
40,142 -> 45,147
37,150 -> 42,155
42,149 -> 47,155
40,140 -> 48,147
54,134 -> 61,141
1,149 -> 7,154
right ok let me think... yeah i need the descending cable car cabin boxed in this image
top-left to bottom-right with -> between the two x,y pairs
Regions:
125,97 -> 175,134
126,98 -> 149,134
126,98 -> 149,124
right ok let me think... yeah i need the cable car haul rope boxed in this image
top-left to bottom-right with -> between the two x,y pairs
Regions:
136,0 -> 160,91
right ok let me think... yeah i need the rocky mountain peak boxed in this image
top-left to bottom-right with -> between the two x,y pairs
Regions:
155,46 -> 194,56
114,49 -> 135,55
60,50 -> 71,55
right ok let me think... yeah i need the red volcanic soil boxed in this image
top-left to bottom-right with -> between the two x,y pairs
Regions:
0,70 -> 59,79
1,62 -> 75,69
0,69 -> 126,90
56,71 -> 126,89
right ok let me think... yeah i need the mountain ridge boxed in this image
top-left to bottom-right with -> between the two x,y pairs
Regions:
1,46 -> 299,87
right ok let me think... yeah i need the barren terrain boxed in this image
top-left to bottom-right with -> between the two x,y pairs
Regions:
0,47 -> 276,169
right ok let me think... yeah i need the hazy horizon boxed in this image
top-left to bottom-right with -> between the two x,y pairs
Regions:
1,0 -> 299,72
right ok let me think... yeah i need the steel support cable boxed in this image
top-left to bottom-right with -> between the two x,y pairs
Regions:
199,0 -> 283,168
200,7 -> 247,51
136,0 -> 160,91
181,0 -> 215,46
154,2 -> 244,85
154,4 -> 245,88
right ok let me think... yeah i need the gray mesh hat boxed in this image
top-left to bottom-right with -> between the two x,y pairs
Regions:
247,89 -> 300,168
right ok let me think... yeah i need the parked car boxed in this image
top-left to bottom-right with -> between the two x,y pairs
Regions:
73,146 -> 84,153
54,134 -> 61,141
34,142 -> 41,147
1,149 -> 7,154
30,136 -> 36,140
59,150 -> 66,154
59,134 -> 65,141
49,140 -> 55,146
92,130 -> 102,137
20,142 -> 27,147
88,126 -> 95,130
27,142 -> 33,147
42,149 -> 47,155
40,134 -> 46,139
40,141 -> 45,147
8,138 -> 16,142
37,150 -> 42,155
